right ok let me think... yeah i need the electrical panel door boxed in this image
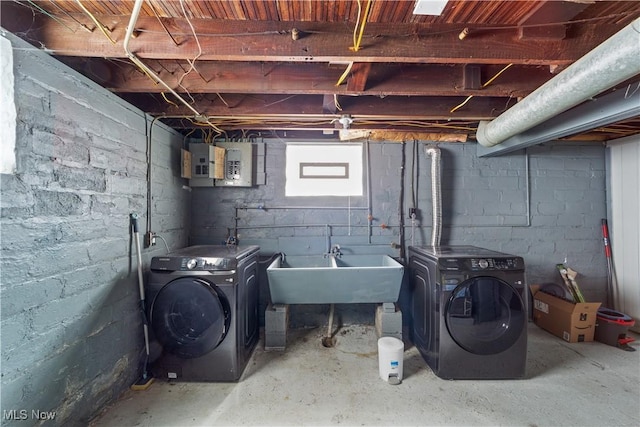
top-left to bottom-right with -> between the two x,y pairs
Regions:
188,143 -> 225,187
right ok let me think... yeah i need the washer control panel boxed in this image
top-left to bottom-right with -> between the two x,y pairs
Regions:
181,257 -> 231,271
151,256 -> 233,271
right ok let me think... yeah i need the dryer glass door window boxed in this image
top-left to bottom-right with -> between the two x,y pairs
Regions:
445,276 -> 525,355
151,278 -> 231,359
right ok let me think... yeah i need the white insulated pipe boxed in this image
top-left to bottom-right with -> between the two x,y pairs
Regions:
476,17 -> 640,147
425,146 -> 442,247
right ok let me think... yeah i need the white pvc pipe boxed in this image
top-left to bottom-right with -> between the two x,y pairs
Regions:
477,17 -> 640,147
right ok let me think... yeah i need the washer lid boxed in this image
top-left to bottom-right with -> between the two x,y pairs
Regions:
446,276 -> 526,355
150,277 -> 230,359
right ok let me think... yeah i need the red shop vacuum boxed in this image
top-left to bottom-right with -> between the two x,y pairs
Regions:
595,308 -> 636,351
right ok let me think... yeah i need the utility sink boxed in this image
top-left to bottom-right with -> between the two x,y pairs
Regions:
266,255 -> 404,304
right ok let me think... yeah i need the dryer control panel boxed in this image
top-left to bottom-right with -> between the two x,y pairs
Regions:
470,257 -> 521,270
439,257 -> 523,271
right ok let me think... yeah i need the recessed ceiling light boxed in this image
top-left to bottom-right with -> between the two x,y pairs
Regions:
413,0 -> 449,16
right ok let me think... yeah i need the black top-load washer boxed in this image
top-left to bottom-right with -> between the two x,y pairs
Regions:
408,245 -> 527,379
147,245 -> 259,381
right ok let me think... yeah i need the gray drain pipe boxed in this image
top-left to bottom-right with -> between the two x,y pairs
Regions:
425,146 -> 442,247
477,17 -> 640,148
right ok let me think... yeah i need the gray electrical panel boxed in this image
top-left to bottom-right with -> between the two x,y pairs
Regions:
215,142 -> 254,187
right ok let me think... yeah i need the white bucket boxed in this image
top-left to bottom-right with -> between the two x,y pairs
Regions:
378,337 -> 404,383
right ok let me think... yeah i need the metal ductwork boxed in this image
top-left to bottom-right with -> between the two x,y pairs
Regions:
476,17 -> 640,148
425,145 -> 442,247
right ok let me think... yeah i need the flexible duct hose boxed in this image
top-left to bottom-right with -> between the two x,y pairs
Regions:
425,146 -> 442,247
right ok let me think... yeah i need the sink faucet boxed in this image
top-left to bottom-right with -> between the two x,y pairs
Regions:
329,244 -> 342,258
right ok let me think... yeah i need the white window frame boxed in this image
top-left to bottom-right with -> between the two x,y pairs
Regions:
1,35 -> 17,175
285,143 -> 363,197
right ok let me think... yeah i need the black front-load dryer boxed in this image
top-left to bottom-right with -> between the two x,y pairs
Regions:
146,245 -> 260,381
409,245 -> 527,380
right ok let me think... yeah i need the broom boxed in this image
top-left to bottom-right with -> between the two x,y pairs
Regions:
130,213 -> 154,391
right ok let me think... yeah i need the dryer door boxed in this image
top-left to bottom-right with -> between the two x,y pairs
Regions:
445,276 -> 525,355
150,277 -> 231,359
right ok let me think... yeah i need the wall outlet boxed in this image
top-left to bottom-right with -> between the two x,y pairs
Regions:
144,231 -> 156,248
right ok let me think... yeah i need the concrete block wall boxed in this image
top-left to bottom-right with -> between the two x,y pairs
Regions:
191,139 -> 607,326
427,143 -> 607,297
0,33 -> 189,425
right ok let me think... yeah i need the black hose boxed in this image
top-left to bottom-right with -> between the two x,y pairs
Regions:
259,252 -> 285,265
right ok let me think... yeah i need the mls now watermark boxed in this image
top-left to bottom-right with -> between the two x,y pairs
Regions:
3,409 -> 57,421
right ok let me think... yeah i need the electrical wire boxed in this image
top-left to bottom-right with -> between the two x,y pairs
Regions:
156,111 -> 479,133
46,0 -> 93,32
20,2 -> 635,43
450,63 -> 513,113
134,28 -> 289,37
334,0 -> 373,86
155,234 -> 171,254
21,0 -> 77,33
352,0 -> 362,49
123,10 -> 635,40
182,128 -> 197,149
124,0 -> 223,136
335,62 -> 354,86
350,0 -> 373,52
164,116 -> 480,133
624,81 -> 640,99
149,0 -> 180,46
483,63 -> 513,87
334,94 -> 343,111
387,12 -> 638,38
216,93 -> 230,108
145,115 -> 168,236
75,0 -> 116,44
160,92 -> 180,108
126,10 -> 634,40
177,0 -> 203,88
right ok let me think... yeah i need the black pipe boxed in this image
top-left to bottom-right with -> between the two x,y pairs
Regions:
398,142 -> 406,261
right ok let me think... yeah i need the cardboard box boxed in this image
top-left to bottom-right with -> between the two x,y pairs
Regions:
530,285 -> 601,343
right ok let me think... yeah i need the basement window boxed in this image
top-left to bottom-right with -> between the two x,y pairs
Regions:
0,35 -> 17,175
285,144 -> 363,197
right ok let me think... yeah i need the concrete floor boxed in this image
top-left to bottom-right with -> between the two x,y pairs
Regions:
91,324 -> 640,427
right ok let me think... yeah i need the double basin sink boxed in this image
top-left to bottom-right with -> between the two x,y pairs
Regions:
266,254 -> 404,304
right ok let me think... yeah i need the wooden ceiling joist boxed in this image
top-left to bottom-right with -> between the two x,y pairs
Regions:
517,1 -> 590,40
3,0 -> 639,140
6,12 -> 621,65
122,92 -> 513,119
61,59 -> 552,97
